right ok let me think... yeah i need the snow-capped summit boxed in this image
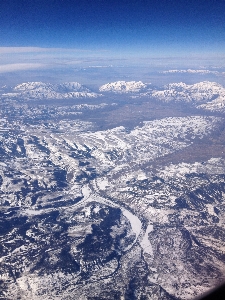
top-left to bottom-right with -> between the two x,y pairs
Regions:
190,81 -> 223,92
54,82 -> 90,93
2,81 -> 101,100
14,82 -> 90,93
14,82 -> 54,91
165,82 -> 189,90
99,81 -> 150,93
152,81 -> 225,104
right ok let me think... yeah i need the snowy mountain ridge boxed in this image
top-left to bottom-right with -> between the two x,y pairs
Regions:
2,81 -> 101,100
99,80 -> 225,111
1,80 -> 225,112
1,77 -> 225,299
151,81 -> 225,105
14,81 -> 89,92
99,80 -> 151,93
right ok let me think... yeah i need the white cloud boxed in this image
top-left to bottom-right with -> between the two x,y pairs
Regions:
0,47 -> 50,54
0,63 -> 45,73
0,47 -> 111,67
0,47 -> 108,55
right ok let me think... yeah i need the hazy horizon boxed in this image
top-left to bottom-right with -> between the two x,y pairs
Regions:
0,0 -> 225,87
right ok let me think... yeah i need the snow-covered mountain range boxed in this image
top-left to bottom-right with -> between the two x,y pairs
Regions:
151,81 -> 225,112
152,81 -> 224,102
0,109 -> 224,299
99,80 -> 152,93
1,80 -> 225,113
1,76 -> 225,299
99,80 -> 225,112
1,81 -> 101,100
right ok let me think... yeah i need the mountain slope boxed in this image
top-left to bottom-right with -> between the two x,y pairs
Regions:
151,81 -> 225,103
1,81 -> 101,100
99,80 -> 151,93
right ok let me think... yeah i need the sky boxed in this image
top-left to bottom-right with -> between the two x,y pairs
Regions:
0,0 -> 225,85
0,0 -> 225,56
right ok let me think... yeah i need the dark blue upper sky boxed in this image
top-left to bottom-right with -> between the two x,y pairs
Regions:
0,0 -> 225,57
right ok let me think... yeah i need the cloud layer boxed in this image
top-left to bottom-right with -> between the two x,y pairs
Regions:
0,63 -> 45,73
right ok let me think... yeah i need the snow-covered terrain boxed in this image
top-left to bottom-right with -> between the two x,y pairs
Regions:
197,94 -> 225,112
2,80 -> 225,113
1,79 -> 225,299
99,80 -> 151,93
1,81 -> 101,100
151,81 -> 225,103
98,80 -> 225,112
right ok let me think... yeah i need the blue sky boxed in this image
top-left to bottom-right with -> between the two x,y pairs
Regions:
0,0 -> 225,57
0,0 -> 225,86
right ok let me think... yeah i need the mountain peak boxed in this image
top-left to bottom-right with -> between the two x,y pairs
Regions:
99,80 -> 150,93
3,81 -> 100,100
